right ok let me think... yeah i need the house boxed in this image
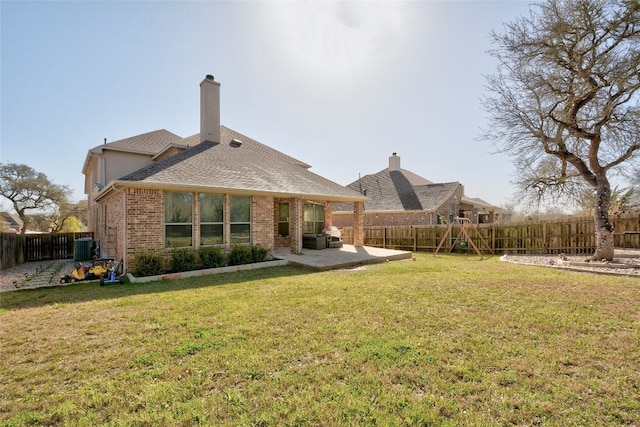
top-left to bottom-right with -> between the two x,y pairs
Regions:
82,75 -> 368,272
0,211 -> 23,233
332,153 -> 501,227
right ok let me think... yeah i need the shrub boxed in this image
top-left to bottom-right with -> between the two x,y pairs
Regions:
251,245 -> 268,263
134,251 -> 165,277
172,248 -> 199,272
200,247 -> 225,269
229,246 -> 253,266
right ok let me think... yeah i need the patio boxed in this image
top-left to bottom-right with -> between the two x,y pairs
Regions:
274,244 -> 413,271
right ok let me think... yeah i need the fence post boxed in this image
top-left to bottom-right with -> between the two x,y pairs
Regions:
413,227 -> 417,252
383,227 -> 387,249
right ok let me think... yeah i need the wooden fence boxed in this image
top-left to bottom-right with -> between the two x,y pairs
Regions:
1,232 -> 94,270
340,212 -> 640,255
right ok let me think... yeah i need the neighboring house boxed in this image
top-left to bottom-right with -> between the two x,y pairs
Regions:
83,75 -> 368,272
332,153 -> 501,227
0,211 -> 22,233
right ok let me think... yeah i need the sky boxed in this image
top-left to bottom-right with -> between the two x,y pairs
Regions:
1,0 -> 534,208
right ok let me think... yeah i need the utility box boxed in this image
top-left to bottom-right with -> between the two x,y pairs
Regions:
74,237 -> 93,261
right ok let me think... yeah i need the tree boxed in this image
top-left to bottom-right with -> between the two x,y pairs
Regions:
481,0 -> 640,260
0,163 -> 72,234
576,186 -> 638,215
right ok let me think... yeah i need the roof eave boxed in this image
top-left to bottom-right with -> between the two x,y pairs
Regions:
96,181 -> 369,203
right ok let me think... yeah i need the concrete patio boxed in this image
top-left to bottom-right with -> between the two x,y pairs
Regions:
273,244 -> 413,271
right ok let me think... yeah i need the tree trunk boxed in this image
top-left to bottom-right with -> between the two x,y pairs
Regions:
591,183 -> 614,261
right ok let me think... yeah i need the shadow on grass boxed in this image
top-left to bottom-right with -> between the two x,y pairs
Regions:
0,264 -> 313,311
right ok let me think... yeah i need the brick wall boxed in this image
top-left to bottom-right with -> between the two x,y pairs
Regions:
333,211 -> 439,227
252,195 -> 274,253
126,188 -> 164,270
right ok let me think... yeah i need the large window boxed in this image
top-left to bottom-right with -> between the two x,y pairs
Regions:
278,203 -> 289,237
304,203 -> 325,235
230,195 -> 251,244
200,193 -> 224,246
165,192 -> 193,247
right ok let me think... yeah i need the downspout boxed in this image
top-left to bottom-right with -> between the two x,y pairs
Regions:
297,198 -> 303,254
111,184 -> 127,274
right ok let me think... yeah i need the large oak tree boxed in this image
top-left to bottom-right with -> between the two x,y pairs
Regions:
0,163 -> 72,234
482,0 -> 640,260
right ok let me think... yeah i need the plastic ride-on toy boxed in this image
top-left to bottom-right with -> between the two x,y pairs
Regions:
100,259 -> 123,286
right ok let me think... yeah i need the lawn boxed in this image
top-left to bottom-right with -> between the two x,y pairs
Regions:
1,253 -> 638,426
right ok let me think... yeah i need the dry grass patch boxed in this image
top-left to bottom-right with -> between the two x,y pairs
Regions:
1,254 -> 638,426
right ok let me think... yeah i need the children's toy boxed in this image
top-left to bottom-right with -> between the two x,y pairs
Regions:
60,258 -> 119,283
100,259 -> 123,286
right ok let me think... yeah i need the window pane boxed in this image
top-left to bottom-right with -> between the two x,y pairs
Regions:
304,204 -> 314,222
166,224 -> 192,247
201,224 -> 223,246
165,192 -> 192,223
278,222 -> 289,237
303,221 -> 313,234
315,204 -> 324,220
231,224 -> 251,244
230,195 -> 250,222
200,193 -> 223,222
278,203 -> 289,222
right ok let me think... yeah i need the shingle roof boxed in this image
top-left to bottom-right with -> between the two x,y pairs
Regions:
114,127 -> 366,202
92,129 -> 185,155
334,168 -> 458,212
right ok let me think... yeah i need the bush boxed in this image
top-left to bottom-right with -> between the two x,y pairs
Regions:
251,245 -> 268,263
229,246 -> 253,266
172,248 -> 199,272
134,251 -> 165,277
200,247 -> 225,269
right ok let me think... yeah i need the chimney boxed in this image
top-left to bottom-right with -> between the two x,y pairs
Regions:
389,152 -> 400,171
200,75 -> 221,143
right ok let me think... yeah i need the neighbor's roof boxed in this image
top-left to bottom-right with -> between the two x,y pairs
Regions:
334,168 -> 459,212
99,127 -> 366,202
461,196 -> 498,210
0,211 -> 23,228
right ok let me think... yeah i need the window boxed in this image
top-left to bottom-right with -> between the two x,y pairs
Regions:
200,193 -> 224,245
304,203 -> 325,235
165,192 -> 193,247
230,195 -> 251,244
278,203 -> 290,237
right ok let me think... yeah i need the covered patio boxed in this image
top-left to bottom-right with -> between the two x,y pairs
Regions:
274,244 -> 413,271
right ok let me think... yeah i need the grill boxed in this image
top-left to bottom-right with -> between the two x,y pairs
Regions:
323,226 -> 343,248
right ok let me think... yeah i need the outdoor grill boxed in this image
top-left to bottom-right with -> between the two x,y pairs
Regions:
323,226 -> 343,248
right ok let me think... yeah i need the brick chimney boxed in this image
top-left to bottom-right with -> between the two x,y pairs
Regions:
200,75 -> 221,143
389,152 -> 400,171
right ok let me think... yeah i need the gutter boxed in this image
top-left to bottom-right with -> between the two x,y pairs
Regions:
95,180 -> 369,204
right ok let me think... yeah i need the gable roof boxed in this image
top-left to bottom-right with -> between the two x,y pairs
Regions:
82,129 -> 186,175
93,129 -> 185,155
0,211 -> 23,231
99,127 -> 366,203
334,167 -> 459,212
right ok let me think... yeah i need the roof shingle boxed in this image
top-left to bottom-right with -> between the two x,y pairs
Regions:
116,127 -> 365,202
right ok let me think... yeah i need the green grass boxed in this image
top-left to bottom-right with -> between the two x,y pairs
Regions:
1,254 -> 638,426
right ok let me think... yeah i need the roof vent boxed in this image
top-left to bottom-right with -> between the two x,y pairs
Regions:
229,138 -> 242,148
206,74 -> 214,80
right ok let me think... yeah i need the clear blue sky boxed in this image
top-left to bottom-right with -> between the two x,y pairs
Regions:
1,0 -> 532,207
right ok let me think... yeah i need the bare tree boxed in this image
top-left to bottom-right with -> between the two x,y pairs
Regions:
0,163 -> 72,234
481,0 -> 640,260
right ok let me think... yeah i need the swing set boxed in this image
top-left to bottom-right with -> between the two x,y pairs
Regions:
434,217 -> 493,259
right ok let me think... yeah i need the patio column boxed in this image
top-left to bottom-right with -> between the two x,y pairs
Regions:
290,198 -> 303,254
353,201 -> 364,246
